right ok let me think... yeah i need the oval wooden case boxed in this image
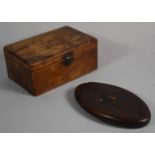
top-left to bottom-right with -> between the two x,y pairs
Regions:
75,82 -> 151,128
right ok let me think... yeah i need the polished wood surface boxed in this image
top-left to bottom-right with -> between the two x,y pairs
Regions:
4,26 -> 97,67
4,26 -> 97,96
75,82 -> 151,128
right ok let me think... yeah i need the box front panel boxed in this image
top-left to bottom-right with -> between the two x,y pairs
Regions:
32,42 -> 97,95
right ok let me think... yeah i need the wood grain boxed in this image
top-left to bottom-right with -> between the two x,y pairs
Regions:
4,26 -> 98,96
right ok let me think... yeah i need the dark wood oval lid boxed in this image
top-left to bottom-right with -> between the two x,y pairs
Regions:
75,82 -> 151,128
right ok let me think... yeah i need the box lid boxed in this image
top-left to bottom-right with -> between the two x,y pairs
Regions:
4,26 -> 97,70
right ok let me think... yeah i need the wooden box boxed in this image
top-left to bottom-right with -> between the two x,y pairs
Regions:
4,26 -> 97,96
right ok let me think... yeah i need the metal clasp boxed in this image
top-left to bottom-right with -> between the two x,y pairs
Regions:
62,52 -> 73,66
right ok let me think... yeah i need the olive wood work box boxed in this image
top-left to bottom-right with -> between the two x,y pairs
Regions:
4,26 -> 98,96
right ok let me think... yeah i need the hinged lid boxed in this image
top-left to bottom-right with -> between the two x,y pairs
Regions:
4,26 -> 97,71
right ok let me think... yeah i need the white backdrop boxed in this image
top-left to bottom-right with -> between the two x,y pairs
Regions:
0,23 -> 155,132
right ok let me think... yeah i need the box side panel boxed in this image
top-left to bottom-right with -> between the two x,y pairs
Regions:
4,51 -> 35,95
32,42 -> 97,96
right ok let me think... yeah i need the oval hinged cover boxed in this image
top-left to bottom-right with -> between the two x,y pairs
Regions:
75,82 -> 151,128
